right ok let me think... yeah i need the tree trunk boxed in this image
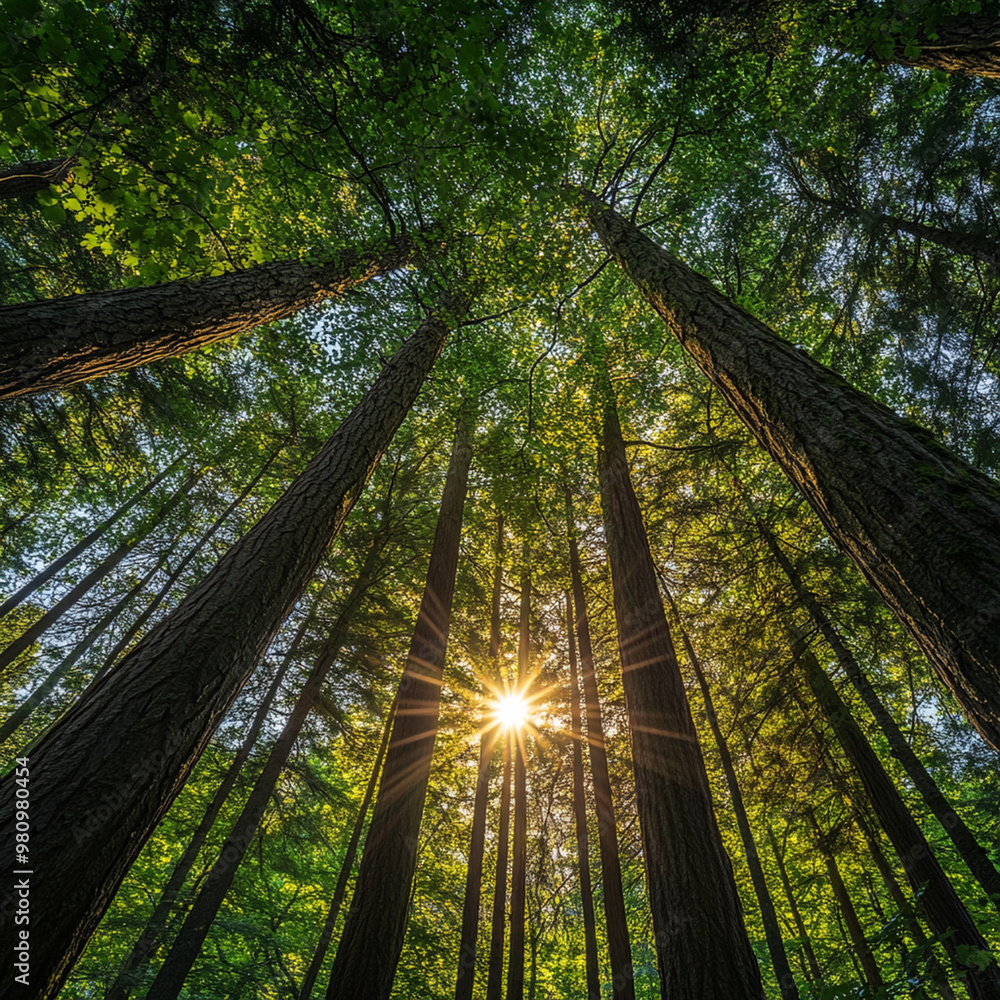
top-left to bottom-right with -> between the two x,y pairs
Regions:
790,627 -> 1000,999
0,157 -> 75,200
566,491 -> 634,1000
0,468 -> 202,676
0,234 -> 415,397
0,457 -> 182,622
566,591 -> 602,1000
761,526 -> 1000,913
595,375 -> 764,999
506,548 -> 530,1000
298,698 -> 397,1000
105,609 -> 312,1000
805,809 -> 884,991
884,15 -> 1000,78
455,516 -> 504,1000
324,403 -> 473,1000
485,735 -> 513,1000
581,189 -> 1000,753
663,587 -> 799,1000
0,297 -> 464,1000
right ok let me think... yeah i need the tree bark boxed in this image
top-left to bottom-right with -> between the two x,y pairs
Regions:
762,526 -> 1000,913
565,592 -> 602,1000
566,492 -> 635,1000
884,15 -> 1000,78
324,403 -> 473,1000
581,189 -> 1000,753
0,297 -> 464,1000
0,468 -> 202,676
0,157 -> 75,200
663,587 -> 799,1000
0,234 -> 415,398
595,376 -> 764,999
485,735 -> 512,1000
790,627 -> 1000,999
298,698 -> 397,1000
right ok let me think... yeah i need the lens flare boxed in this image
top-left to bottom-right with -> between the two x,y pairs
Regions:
494,691 -> 529,730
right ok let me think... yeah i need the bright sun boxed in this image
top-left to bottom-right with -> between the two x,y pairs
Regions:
494,692 -> 529,730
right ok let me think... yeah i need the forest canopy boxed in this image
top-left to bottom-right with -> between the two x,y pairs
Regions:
2,0 -> 1000,998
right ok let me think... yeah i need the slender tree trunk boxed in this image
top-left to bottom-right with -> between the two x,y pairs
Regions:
595,376 -> 764,998
790,627 -> 1000,999
0,469 -> 202,676
486,735 -> 513,1000
298,698 -> 398,1000
566,592 -> 602,1000
566,491 -> 634,1000
324,403 -> 474,1000
105,608 -> 313,1000
882,15 -> 1000,78
0,157 -> 75,199
805,809 -> 884,991
0,234 -> 415,397
0,458 -> 182,621
455,516 -> 505,1000
0,297 -> 465,1000
581,189 -> 1000,753
761,526 -> 1000,912
765,825 -> 824,984
506,547 -> 530,1000
663,588 -> 799,1000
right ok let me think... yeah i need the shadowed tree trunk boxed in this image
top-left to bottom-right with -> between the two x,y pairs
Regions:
486,735 -> 513,1000
0,296 -> 465,1000
566,591 -> 601,1000
566,490 -> 634,1000
0,234 -> 415,397
789,626 -> 1000,999
663,586 -> 799,1000
0,157 -> 75,200
298,697 -> 397,1000
761,525 -> 1000,912
455,515 -> 505,1000
0,468 -> 202,676
581,189 -> 1000,753
595,373 -> 764,999
324,403 -> 474,1000
883,15 -> 1000,77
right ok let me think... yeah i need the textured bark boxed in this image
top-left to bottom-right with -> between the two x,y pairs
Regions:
105,614 -> 309,1000
298,699 -> 397,1000
762,527 -> 1000,913
0,157 -> 74,200
886,16 -> 1000,78
664,589 -> 799,1000
324,405 -> 473,1000
0,299 -> 462,1000
805,810 -> 884,991
0,469 -> 201,676
566,493 -> 634,1000
0,234 -> 414,397
596,380 -> 764,999
486,736 -> 512,1000
0,459 -> 181,622
454,516 -> 504,1000
582,190 -> 1000,753
507,551 -> 530,1000
791,628 -> 1000,999
566,592 -> 601,1000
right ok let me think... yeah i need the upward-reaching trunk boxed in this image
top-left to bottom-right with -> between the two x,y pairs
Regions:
595,376 -> 764,999
566,491 -> 634,1000
485,735 -> 513,1000
455,515 -> 505,1000
581,189 -> 1000,753
789,627 -> 1000,999
0,457 -> 182,621
882,15 -> 1000,78
565,592 -> 601,1000
0,157 -> 75,200
324,404 -> 474,1000
0,234 -> 415,397
0,297 -> 465,1000
761,526 -> 1000,912
663,588 -> 799,1000
507,547 -> 530,1000
0,468 -> 202,676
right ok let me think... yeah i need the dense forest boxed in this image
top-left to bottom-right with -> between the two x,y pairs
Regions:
2,0 -> 1000,997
